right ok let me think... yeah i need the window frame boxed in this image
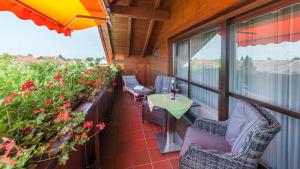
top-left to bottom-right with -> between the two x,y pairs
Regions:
172,26 -> 224,121
170,0 -> 300,120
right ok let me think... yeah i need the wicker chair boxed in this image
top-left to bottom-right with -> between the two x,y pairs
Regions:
179,103 -> 281,169
141,75 -> 175,129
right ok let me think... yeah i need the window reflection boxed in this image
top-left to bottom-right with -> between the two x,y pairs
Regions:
230,3 -> 300,113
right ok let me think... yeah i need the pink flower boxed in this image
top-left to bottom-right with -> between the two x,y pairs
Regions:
83,121 -> 93,129
96,122 -> 106,131
56,112 -> 70,122
2,138 -> 15,157
62,102 -> 71,110
60,95 -> 65,100
40,108 -> 45,113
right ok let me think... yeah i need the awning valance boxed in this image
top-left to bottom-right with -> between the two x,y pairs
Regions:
237,10 -> 300,47
0,0 -> 108,36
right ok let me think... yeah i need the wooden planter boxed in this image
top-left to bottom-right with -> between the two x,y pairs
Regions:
34,87 -> 115,169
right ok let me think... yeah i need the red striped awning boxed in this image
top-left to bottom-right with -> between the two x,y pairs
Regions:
237,10 -> 300,47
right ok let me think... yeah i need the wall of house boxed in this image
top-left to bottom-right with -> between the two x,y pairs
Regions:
118,56 -> 152,86
149,0 -> 240,85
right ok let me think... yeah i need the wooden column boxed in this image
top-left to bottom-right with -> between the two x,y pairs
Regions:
219,20 -> 230,121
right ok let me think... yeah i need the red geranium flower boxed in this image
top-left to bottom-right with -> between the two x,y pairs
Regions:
22,127 -> 30,135
44,99 -> 52,107
60,96 -> 65,100
78,79 -> 85,84
20,80 -> 35,91
83,121 -> 93,129
2,92 -> 18,106
56,112 -> 70,122
93,80 -> 101,88
84,70 -> 91,75
54,71 -> 62,81
62,102 -> 71,110
81,133 -> 88,139
87,79 -> 94,86
40,108 -> 45,113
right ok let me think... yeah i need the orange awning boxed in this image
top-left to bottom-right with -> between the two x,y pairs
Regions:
0,0 -> 108,36
237,10 -> 300,47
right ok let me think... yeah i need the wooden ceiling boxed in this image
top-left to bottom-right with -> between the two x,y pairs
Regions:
99,0 -> 170,63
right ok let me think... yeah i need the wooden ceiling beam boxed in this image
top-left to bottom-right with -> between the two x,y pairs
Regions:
110,5 -> 170,21
142,0 -> 162,56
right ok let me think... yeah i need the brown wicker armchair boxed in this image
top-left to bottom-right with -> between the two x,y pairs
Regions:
141,76 -> 175,129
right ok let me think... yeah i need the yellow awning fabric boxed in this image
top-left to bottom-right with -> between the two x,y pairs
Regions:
0,0 -> 108,36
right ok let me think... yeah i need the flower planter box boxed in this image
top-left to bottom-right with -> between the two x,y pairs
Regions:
34,88 -> 115,169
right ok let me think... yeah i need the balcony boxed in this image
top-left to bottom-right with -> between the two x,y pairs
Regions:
1,0 -> 300,169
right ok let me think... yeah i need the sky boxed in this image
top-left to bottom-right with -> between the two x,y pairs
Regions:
192,33 -> 300,61
0,12 -> 105,59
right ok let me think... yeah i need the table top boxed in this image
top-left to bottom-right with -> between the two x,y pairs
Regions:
147,94 -> 193,119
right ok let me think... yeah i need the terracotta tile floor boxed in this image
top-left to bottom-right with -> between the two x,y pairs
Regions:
101,92 -> 180,169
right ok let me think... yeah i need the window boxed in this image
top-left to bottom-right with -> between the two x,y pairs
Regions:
190,85 -> 218,120
173,28 -> 222,119
229,3 -> 300,169
174,40 -> 189,80
230,3 -> 300,113
190,28 -> 221,89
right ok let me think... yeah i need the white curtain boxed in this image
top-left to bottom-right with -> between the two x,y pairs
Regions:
229,3 -> 300,168
190,29 -> 221,89
175,40 -> 189,80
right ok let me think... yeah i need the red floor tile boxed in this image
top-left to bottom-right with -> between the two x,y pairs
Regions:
149,148 -> 167,162
133,150 -> 151,166
146,138 -> 158,149
101,93 -> 182,169
144,130 -> 155,138
132,138 -> 147,152
152,160 -> 173,169
167,152 -> 180,159
170,158 -> 179,169
134,164 -> 153,169
115,153 -> 134,169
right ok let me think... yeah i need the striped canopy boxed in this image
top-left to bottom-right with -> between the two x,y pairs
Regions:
0,0 -> 108,36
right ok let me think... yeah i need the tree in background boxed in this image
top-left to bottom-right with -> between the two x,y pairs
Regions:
85,57 -> 94,62
58,54 -> 66,61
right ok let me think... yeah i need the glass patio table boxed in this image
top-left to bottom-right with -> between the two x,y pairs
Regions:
148,94 -> 193,154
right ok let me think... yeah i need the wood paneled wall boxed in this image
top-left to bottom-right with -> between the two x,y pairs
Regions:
148,0 -> 240,84
120,56 -> 152,85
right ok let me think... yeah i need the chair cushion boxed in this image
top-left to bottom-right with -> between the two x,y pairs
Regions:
225,100 -> 268,147
123,75 -> 139,86
180,127 -> 231,156
231,118 -> 267,153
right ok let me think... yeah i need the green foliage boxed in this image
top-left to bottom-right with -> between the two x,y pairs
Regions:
0,55 -> 59,99
0,54 -> 118,168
